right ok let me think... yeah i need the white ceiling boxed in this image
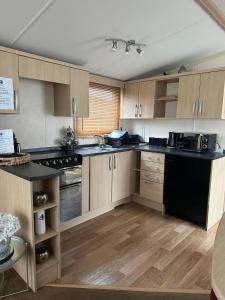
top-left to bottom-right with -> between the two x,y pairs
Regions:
0,0 -> 225,80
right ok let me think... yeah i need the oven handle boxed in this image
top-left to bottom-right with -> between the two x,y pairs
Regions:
60,181 -> 82,190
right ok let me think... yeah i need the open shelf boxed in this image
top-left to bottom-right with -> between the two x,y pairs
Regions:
35,226 -> 58,244
154,79 -> 179,118
36,255 -> 58,273
33,202 -> 57,213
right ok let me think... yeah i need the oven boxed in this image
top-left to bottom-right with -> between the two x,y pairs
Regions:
60,166 -> 82,223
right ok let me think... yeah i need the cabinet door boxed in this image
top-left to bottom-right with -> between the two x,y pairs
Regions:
121,82 -> 139,119
90,154 -> 112,210
199,71 -> 225,119
176,74 -> 200,118
138,80 -> 155,119
70,68 -> 89,117
19,56 -> 70,84
112,151 -> 133,203
0,51 -> 19,113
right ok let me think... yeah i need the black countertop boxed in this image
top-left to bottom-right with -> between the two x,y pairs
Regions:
0,162 -> 62,182
137,145 -> 225,160
1,144 -> 224,182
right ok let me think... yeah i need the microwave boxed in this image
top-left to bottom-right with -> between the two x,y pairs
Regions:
179,133 -> 217,152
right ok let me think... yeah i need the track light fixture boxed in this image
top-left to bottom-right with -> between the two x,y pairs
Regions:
105,38 -> 146,55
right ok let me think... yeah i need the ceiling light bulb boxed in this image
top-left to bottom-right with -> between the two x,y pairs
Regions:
112,40 -> 117,51
136,46 -> 143,55
125,44 -> 130,55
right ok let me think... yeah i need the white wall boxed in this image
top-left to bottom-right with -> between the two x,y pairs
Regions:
121,52 -> 225,148
0,79 -> 73,149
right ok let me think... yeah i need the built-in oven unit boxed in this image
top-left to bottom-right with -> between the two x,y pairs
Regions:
34,154 -> 82,224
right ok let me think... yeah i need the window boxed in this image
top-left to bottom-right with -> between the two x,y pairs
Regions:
76,82 -> 120,137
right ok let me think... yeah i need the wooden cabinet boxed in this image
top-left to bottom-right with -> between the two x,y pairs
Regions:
122,81 -> 155,119
140,151 -> 165,204
90,151 -> 133,210
70,68 -> 89,117
138,81 -> 155,118
112,151 -> 133,203
19,56 -> 70,84
199,71 -> 225,119
0,51 -> 19,113
122,82 -> 139,118
177,74 -> 200,118
177,71 -> 225,119
54,68 -> 89,117
90,154 -> 112,210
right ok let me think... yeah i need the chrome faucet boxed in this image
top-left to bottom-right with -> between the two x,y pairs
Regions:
94,135 -> 106,148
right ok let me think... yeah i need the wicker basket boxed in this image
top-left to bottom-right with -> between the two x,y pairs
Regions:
0,153 -> 31,166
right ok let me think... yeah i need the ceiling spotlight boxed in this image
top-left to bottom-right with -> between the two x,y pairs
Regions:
136,46 -> 143,55
125,43 -> 130,55
105,38 -> 146,56
112,40 -> 117,51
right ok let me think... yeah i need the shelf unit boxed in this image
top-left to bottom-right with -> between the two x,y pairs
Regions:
32,177 -> 61,290
154,77 -> 179,118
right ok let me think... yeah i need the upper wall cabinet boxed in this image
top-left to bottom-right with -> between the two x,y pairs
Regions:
176,74 -> 201,118
121,80 -> 155,119
199,71 -> 225,119
54,68 -> 89,117
177,71 -> 225,119
19,56 -> 70,84
0,51 -> 19,113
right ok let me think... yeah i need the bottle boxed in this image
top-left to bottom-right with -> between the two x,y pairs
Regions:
13,133 -> 21,154
35,210 -> 46,235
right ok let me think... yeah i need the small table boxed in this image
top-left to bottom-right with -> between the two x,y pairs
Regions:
0,236 -> 29,298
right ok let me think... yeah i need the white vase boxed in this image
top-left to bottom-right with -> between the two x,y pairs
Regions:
35,210 -> 46,235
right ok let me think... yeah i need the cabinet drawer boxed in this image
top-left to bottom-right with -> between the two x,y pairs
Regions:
140,170 -> 164,183
141,160 -> 164,173
141,152 -> 165,164
140,179 -> 163,203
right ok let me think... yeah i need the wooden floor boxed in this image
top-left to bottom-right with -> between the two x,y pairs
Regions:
60,203 -> 218,290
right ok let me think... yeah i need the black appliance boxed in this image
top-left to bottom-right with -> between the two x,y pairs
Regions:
33,152 -> 82,223
167,132 -> 183,148
179,133 -> 217,152
149,137 -> 167,147
126,134 -> 140,145
163,154 -> 211,228
105,130 -> 128,147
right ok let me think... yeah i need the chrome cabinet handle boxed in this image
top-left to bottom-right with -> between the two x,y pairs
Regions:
109,156 -> 112,171
192,101 -> 196,117
135,104 -> 138,118
199,101 -> 203,116
13,90 -> 19,111
113,155 -> 116,169
139,104 -> 142,118
72,96 -> 77,115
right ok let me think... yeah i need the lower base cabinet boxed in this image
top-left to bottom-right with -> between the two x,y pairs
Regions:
90,151 -> 133,210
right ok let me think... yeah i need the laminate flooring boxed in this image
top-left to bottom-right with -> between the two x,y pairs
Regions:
60,203 -> 217,290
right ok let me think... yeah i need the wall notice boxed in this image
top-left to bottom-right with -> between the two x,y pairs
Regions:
0,77 -> 14,110
0,129 -> 14,154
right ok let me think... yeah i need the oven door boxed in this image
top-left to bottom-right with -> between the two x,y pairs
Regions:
60,182 -> 82,223
60,166 -> 82,187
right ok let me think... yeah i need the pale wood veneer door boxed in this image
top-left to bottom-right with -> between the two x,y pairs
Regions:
0,51 -> 19,89
19,56 -> 70,84
176,74 -> 200,118
70,68 -> 89,117
122,82 -> 139,119
112,151 -> 133,203
199,71 -> 225,119
0,51 -> 19,113
138,80 -> 155,119
90,154 -> 112,210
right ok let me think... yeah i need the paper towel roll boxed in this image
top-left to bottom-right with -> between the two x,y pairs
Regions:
35,210 -> 46,235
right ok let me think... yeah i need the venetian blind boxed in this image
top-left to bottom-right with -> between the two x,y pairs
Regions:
76,82 -> 120,136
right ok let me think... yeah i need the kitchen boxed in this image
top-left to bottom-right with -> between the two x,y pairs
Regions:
0,1 -> 225,300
